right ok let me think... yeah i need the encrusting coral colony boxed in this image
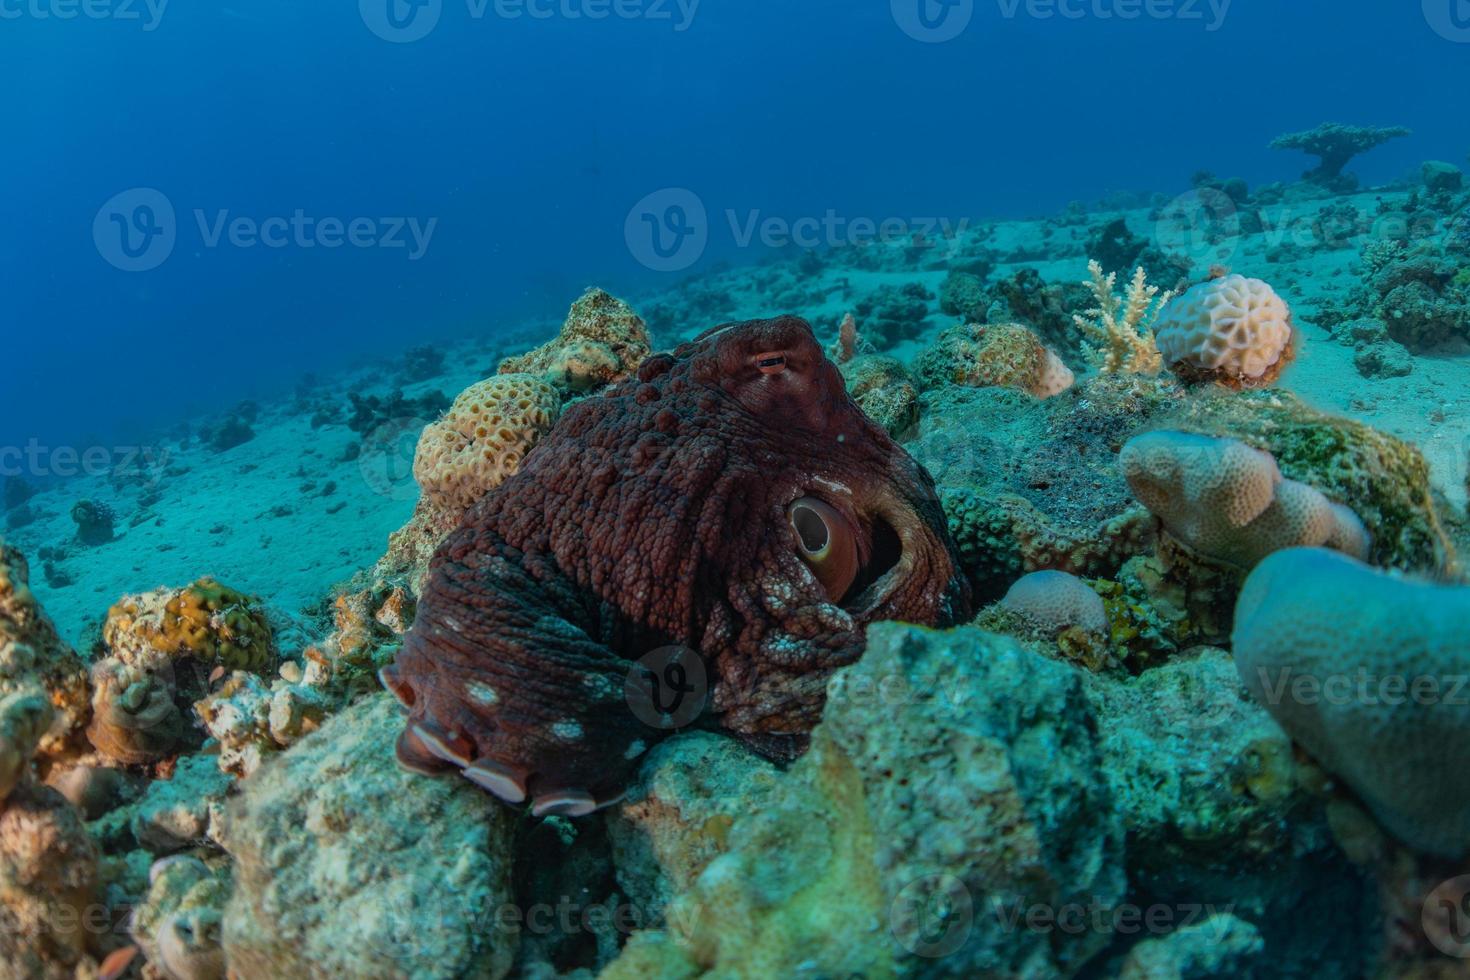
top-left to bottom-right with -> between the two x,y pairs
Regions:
6,130 -> 1470,979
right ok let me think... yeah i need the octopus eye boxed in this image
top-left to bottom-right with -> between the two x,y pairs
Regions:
754,352 -> 787,375
787,497 -> 860,602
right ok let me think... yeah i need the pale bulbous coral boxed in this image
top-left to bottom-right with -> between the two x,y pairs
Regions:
1154,275 -> 1295,388
1233,547 -> 1470,857
914,321 -> 1074,397
1121,431 -> 1369,570
498,287 -> 651,394
412,372 -> 561,524
1000,569 -> 1107,635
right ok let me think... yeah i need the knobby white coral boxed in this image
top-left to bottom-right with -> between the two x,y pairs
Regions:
1073,260 -> 1175,375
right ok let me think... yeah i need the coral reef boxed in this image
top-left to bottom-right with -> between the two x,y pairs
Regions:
839,353 -> 920,438
131,853 -> 230,980
1085,217 -> 1190,289
412,372 -> 562,525
607,731 -> 781,922
1368,247 -> 1470,350
85,657 -> 184,766
914,321 -> 1074,398
604,623 -> 1127,978
1269,122 -> 1411,192
498,287 -> 650,394
851,281 -> 933,350
71,499 -> 116,546
1422,159 -> 1464,193
103,578 -> 276,677
347,388 -> 451,437
1159,389 -> 1454,573
1333,318 -> 1415,379
937,268 -> 988,323
386,316 -> 972,814
1153,275 -> 1295,389
1115,913 -> 1264,978
193,665 -> 332,778
911,375 -> 1170,597
0,781 -> 104,978
1072,260 -> 1175,375
0,540 -> 92,760
1234,547 -> 1470,857
984,267 -> 1088,356
221,693 -> 520,978
1120,431 -> 1370,570
86,577 -> 277,765
1000,569 -> 1108,635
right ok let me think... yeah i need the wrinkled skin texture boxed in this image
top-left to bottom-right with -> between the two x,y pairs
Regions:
385,317 -> 972,815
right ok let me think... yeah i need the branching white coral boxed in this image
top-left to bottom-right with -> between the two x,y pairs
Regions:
1072,260 -> 1175,375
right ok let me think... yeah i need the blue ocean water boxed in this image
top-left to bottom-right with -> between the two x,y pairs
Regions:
2,0 -> 1464,453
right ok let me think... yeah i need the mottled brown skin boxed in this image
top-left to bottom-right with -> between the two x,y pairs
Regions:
384,316 -> 972,814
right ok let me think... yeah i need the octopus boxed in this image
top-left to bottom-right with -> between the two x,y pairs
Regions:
381,316 -> 973,817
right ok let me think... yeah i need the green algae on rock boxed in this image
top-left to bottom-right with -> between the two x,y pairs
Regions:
220,693 -> 521,979
604,623 -> 1127,978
